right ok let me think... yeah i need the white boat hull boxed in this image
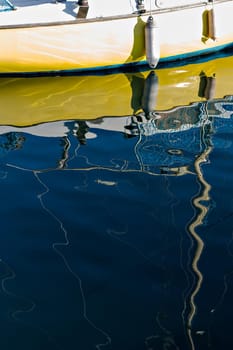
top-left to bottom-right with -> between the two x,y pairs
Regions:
0,0 -> 232,74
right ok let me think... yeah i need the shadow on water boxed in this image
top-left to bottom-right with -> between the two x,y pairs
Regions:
0,54 -> 233,349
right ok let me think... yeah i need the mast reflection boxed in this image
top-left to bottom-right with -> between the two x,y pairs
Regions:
184,102 -> 214,349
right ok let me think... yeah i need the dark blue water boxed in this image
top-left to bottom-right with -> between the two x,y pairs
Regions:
0,74 -> 233,349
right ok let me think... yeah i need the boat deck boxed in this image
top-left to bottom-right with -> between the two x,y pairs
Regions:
0,0 -> 78,26
0,0 -> 227,27
0,0 -> 137,26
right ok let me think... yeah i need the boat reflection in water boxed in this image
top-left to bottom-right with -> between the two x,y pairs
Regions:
1,52 -> 233,175
0,53 -> 233,350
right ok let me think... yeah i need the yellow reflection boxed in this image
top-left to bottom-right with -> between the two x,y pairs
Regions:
0,54 -> 232,126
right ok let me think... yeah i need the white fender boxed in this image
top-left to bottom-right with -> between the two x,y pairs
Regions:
145,15 -> 160,69
207,8 -> 217,41
142,71 -> 158,117
204,75 -> 216,100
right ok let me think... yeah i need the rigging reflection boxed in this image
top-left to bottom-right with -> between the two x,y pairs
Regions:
183,103 -> 213,350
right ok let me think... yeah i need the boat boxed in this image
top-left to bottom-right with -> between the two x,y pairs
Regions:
0,0 -> 232,75
0,52 -> 233,126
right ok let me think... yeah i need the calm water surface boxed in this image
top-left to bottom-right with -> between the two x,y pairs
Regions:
0,55 -> 233,349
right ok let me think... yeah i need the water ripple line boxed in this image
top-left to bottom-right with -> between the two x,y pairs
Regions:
34,170 -> 112,350
0,259 -> 36,320
0,259 -> 63,349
